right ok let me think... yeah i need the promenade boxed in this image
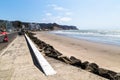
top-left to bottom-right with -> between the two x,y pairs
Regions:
0,35 -> 107,80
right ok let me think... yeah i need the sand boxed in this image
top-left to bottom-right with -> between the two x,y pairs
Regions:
35,31 -> 120,73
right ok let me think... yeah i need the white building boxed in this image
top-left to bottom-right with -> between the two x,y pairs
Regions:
29,23 -> 41,31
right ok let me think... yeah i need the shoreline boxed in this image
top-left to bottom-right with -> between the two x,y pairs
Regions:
35,31 -> 120,72
52,32 -> 120,47
50,30 -> 120,47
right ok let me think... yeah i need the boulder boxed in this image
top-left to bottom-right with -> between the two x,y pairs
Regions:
34,39 -> 41,44
58,56 -> 72,64
98,68 -> 117,80
44,45 -> 54,51
81,61 -> 89,69
70,56 -> 81,67
114,73 -> 120,80
44,50 -> 51,54
38,41 -> 47,49
85,63 -> 99,74
44,49 -> 62,59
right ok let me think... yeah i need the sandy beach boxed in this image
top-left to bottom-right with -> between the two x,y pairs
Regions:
35,31 -> 120,72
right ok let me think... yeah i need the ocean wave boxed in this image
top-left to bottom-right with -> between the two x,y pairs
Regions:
51,30 -> 120,46
52,30 -> 120,38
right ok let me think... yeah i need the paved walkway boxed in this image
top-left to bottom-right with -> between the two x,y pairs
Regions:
0,36 -> 46,80
0,36 -> 107,80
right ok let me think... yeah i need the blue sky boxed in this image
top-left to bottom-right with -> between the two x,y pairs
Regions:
0,0 -> 120,29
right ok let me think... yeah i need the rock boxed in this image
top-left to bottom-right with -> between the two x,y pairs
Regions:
98,68 -> 117,80
31,37 -> 38,41
44,50 -> 51,54
44,45 -> 54,51
44,49 -> 62,59
26,32 -> 36,36
69,56 -> 81,67
34,39 -> 40,44
38,41 -> 47,49
85,63 -> 99,74
54,50 -> 62,56
114,73 -> 120,80
81,61 -> 89,69
58,56 -> 72,64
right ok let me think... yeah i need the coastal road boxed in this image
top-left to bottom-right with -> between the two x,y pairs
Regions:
0,32 -> 18,50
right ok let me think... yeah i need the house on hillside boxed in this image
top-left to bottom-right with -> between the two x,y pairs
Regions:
0,20 -> 15,32
28,23 -> 41,31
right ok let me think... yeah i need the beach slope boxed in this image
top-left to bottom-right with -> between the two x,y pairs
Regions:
35,32 -> 120,72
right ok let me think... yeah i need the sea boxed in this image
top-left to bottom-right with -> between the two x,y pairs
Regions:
51,30 -> 120,46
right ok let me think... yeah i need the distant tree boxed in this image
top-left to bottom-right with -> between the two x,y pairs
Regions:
22,22 -> 29,28
53,23 -> 59,27
0,20 -> 7,31
12,21 -> 22,29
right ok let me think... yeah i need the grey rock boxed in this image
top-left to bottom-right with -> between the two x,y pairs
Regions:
98,68 -> 117,80
81,61 -> 89,69
70,56 -> 81,67
86,63 -> 99,74
58,56 -> 72,64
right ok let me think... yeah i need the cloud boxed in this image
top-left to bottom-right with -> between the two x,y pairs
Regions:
54,6 -> 65,11
65,12 -> 73,15
41,16 -> 72,23
45,13 -> 52,16
42,4 -> 73,23
49,4 -> 67,11
60,17 -> 72,22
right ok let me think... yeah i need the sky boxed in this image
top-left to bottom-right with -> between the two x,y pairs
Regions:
0,0 -> 120,30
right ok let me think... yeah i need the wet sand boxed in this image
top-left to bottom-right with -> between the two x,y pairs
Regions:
35,31 -> 120,72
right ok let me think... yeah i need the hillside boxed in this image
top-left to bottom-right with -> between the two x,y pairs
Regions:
0,19 -> 79,31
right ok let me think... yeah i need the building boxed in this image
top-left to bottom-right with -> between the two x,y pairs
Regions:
28,23 -> 41,31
